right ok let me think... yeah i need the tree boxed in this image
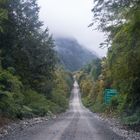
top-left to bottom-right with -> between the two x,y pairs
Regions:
92,0 -> 140,116
92,0 -> 140,47
0,0 -> 8,32
0,0 -> 56,95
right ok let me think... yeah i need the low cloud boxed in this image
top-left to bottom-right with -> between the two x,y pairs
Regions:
38,0 -> 107,57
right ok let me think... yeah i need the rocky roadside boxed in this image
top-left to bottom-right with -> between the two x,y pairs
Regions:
94,113 -> 140,140
0,113 -> 140,140
0,115 -> 56,139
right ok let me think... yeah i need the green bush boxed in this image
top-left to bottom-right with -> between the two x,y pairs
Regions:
109,96 -> 119,110
23,90 -> 50,116
82,96 -> 106,113
92,102 -> 107,113
121,112 -> 140,125
116,94 -> 127,114
47,100 -> 63,114
0,68 -> 73,119
0,70 -> 24,118
51,89 -> 68,112
82,96 -> 93,108
0,92 -> 20,117
0,70 -> 22,93
20,105 -> 33,118
65,72 -> 73,94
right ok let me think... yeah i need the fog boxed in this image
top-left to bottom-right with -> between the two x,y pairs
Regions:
38,0 -> 107,57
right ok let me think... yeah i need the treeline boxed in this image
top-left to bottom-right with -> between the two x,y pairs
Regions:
0,0 -> 73,119
77,0 -> 140,126
76,59 -> 105,112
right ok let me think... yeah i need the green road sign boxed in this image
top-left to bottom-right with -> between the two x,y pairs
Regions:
104,89 -> 118,104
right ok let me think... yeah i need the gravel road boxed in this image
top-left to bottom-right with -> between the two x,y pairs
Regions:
2,80 -> 125,140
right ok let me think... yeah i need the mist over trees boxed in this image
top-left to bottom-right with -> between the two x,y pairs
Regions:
55,38 -> 97,71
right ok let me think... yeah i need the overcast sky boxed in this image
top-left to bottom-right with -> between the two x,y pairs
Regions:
37,0 -> 107,57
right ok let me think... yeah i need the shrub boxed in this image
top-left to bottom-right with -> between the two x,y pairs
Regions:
117,94 -> 127,114
20,105 -> 33,118
23,90 -> 50,116
121,112 -> 140,125
0,92 -> 19,117
82,96 -> 93,108
92,102 -> 107,113
51,89 -> 68,112
0,68 -> 73,119
0,70 -> 23,118
109,96 -> 119,110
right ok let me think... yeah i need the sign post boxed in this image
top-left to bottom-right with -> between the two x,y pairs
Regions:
104,89 -> 118,104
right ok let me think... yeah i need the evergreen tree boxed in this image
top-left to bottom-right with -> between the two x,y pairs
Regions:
0,0 -> 56,94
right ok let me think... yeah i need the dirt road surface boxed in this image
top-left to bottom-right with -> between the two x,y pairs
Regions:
2,80 -> 125,140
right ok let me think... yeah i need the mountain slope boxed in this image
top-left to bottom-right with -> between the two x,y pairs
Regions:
55,38 -> 98,71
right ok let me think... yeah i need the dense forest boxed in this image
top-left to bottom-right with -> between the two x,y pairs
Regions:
77,0 -> 140,126
0,0 -> 73,120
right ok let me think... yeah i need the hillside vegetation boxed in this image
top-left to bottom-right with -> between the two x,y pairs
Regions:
0,0 -> 73,120
55,38 -> 97,71
76,0 -> 140,128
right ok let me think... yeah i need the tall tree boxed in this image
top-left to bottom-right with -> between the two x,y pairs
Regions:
0,0 -> 56,94
92,0 -> 140,113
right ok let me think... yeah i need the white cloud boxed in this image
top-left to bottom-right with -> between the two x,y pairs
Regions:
37,0 -> 107,57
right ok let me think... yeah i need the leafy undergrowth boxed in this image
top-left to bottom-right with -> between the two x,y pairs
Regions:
120,112 -> 140,132
0,69 -> 73,126
82,96 -> 140,132
78,70 -> 140,131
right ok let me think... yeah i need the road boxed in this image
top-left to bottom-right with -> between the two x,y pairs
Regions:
3,80 -> 124,140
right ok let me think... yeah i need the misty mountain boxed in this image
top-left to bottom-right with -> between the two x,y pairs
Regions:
55,38 -> 98,71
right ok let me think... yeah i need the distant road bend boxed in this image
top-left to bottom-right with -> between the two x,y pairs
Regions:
3,80 -> 124,140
